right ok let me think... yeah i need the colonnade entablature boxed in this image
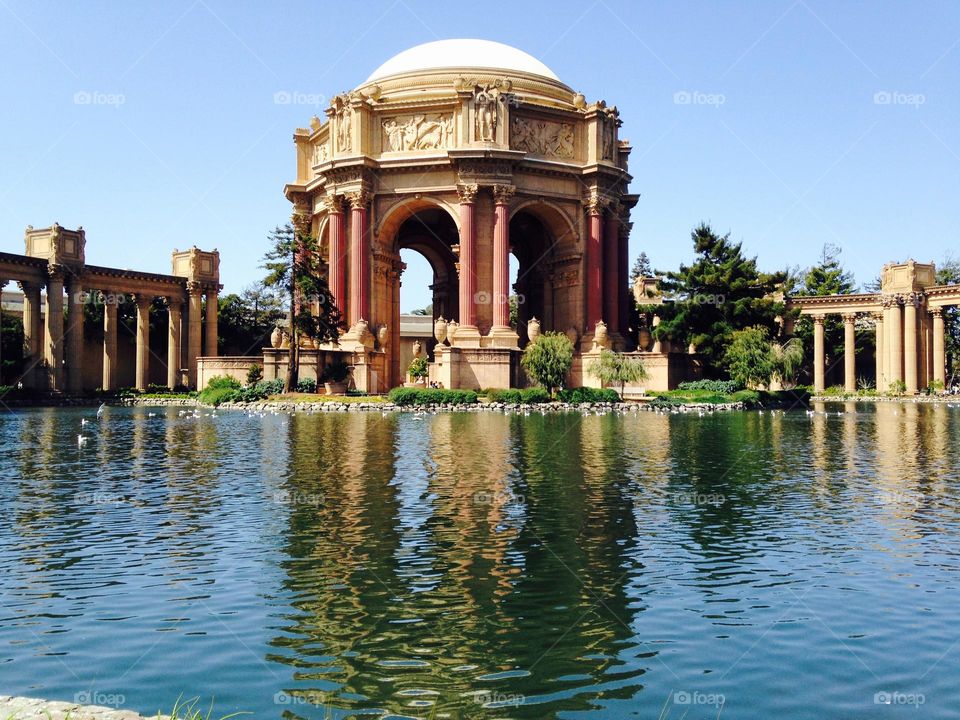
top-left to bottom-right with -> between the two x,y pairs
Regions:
788,260 -> 960,394
0,223 -> 221,393
281,41 -> 642,391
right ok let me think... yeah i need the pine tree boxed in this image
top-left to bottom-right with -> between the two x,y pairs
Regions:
630,252 -> 653,283
262,224 -> 344,391
644,223 -> 785,376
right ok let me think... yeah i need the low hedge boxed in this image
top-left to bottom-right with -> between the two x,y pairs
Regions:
387,388 -> 478,406
556,387 -> 621,404
487,387 -> 551,404
676,379 -> 744,394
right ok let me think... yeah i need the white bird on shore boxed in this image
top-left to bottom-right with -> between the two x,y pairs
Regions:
77,434 -> 88,447
81,418 -> 89,426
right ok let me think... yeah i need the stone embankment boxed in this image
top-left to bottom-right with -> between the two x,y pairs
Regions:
122,396 -> 749,414
0,695 -> 167,720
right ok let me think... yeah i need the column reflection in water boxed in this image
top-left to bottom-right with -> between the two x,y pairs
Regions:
268,411 -> 643,718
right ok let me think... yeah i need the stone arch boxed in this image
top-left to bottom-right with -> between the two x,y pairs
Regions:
510,198 -> 579,246
376,195 -> 461,241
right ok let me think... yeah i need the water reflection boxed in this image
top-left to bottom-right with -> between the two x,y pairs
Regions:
1,404 -> 959,718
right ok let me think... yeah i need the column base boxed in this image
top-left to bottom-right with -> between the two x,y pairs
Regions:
486,326 -> 520,349
451,324 -> 482,348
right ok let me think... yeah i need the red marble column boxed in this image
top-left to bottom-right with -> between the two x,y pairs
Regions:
492,185 -> 514,329
585,196 -> 604,329
603,207 -> 620,333
458,184 -> 478,327
327,196 -> 346,316
618,218 -> 630,340
348,191 -> 370,325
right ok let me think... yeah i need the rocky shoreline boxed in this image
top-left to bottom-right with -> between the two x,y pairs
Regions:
120,396 -> 752,414
0,695 -> 167,720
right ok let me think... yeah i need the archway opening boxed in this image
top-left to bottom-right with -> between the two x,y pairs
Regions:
509,210 -> 553,345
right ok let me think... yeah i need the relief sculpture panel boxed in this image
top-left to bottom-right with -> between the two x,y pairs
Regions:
382,114 -> 454,152
511,116 -> 575,159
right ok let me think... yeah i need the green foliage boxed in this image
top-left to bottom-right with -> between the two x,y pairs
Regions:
521,331 -> 574,395
556,387 -> 621,404
262,223 -> 345,390
205,375 -> 242,391
407,356 -> 429,379
409,303 -> 433,316
888,379 -> 906,396
199,375 -> 241,406
387,388 -> 478,406
926,379 -> 945,395
586,350 -> 648,395
488,387 -> 552,404
677,379 -> 743,393
936,254 -> 960,381
1,311 -> 24,385
630,251 -> 653,283
320,360 -> 351,383
246,363 -> 263,385
724,326 -> 776,388
771,337 -> 804,388
296,377 -> 317,393
217,284 -> 285,356
644,223 -> 786,376
792,244 -> 858,384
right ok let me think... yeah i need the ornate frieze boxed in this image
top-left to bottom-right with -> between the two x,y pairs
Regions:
511,116 -> 575,159
382,114 -> 454,151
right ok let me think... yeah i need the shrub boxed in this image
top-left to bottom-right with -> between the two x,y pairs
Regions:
387,388 -> 478,406
521,332 -> 574,396
556,387 -> 620,404
888,379 -> 906,396
586,350 -> 648,396
296,377 -> 317,393
407,356 -> 429,380
676,379 -> 743,394
724,326 -> 776,388
320,360 -> 351,383
205,375 -> 242,391
246,364 -> 263,385
488,387 -> 551,404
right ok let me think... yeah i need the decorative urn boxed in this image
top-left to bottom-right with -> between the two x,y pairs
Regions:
527,317 -> 541,344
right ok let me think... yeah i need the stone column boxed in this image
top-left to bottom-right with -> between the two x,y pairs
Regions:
44,265 -> 65,392
167,299 -> 183,389
585,195 -> 604,330
19,282 -> 41,388
327,196 -> 347,316
204,289 -> 218,356
888,296 -> 903,386
873,312 -> 884,391
135,295 -> 152,391
456,183 -> 478,330
347,190 -> 370,326
603,205 -> 620,335
103,294 -> 118,391
618,219 -> 631,342
843,313 -> 856,392
65,275 -> 84,393
187,282 -> 203,388
491,185 -> 513,331
903,293 -> 918,394
813,314 -> 825,393
932,308 -> 946,386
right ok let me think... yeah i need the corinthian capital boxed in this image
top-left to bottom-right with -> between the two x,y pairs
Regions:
585,192 -> 609,215
492,184 -> 515,205
457,183 -> 479,204
345,190 -> 370,209
321,194 -> 344,214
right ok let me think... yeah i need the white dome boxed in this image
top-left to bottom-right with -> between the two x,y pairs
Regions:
365,39 -> 560,83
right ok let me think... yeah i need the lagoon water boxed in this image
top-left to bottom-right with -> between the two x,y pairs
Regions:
1,403 -> 959,719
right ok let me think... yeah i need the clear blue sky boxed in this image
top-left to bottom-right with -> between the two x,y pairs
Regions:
1,1 -> 957,311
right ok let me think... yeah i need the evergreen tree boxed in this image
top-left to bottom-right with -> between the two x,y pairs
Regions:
630,252 -> 653,283
263,224 -> 344,392
644,223 -> 786,376
936,254 -> 960,384
793,244 -> 858,386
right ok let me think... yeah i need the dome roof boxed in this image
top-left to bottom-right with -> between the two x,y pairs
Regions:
365,39 -> 560,83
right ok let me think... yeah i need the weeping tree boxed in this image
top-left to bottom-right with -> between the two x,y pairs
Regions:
262,223 -> 344,392
771,337 -> 804,389
587,349 -> 648,397
521,332 -> 574,397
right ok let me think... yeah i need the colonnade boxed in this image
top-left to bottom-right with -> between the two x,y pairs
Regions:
809,293 -> 949,394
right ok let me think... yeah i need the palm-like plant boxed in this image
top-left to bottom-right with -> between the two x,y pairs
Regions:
771,337 -> 804,389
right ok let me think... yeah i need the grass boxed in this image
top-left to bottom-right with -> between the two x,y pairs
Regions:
162,696 -> 250,720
